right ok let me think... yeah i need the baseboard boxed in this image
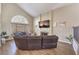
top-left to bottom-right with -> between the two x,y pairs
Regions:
58,40 -> 71,44
6,38 -> 13,41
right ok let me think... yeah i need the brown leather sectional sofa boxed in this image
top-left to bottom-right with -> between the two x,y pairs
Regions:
13,32 -> 58,50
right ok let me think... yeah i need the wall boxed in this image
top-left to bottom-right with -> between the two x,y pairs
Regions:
33,11 -> 53,35
40,11 -> 53,35
1,3 -> 33,35
0,3 -> 1,33
33,16 -> 40,35
34,4 -> 79,43
0,3 -> 1,47
53,4 -> 79,43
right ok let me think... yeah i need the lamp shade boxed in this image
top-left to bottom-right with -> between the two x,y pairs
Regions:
11,15 -> 29,24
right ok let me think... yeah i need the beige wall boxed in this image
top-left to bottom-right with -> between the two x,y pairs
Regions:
53,4 -> 79,43
0,4 -> 1,33
40,11 -> 53,35
0,3 -> 1,47
34,11 -> 53,35
34,4 -> 79,43
1,3 -> 33,35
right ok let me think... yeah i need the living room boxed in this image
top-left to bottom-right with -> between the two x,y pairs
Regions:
0,3 -> 79,55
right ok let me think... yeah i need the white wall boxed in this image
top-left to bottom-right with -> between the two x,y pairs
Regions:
33,16 -> 40,35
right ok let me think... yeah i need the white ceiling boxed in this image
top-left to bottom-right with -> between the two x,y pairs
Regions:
17,3 -> 71,17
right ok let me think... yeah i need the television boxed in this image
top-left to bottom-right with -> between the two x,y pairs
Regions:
39,20 -> 50,28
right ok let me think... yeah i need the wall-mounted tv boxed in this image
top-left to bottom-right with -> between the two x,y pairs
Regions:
39,20 -> 50,28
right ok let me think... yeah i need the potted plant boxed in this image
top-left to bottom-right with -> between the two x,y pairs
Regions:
66,34 -> 73,43
1,32 -> 9,39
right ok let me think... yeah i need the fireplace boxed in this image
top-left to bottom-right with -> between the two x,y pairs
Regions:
41,32 -> 48,36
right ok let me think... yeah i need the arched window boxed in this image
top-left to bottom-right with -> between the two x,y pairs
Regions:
11,15 -> 29,32
11,15 -> 29,24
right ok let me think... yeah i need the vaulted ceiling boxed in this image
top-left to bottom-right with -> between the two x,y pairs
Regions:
17,3 -> 71,17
